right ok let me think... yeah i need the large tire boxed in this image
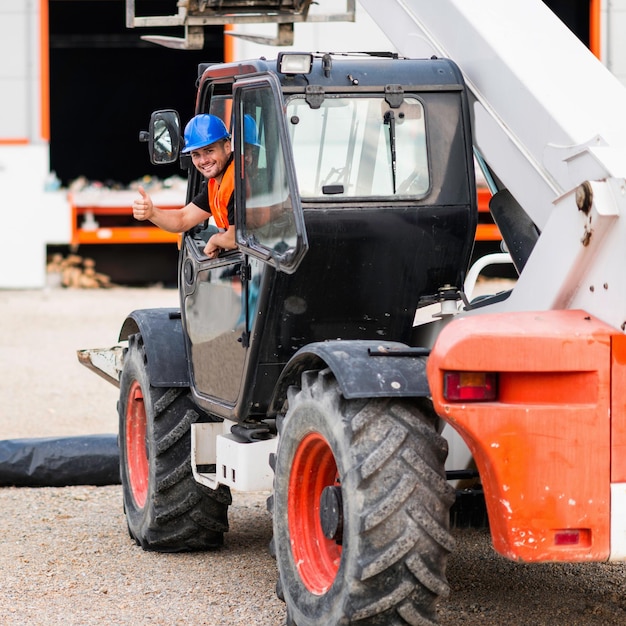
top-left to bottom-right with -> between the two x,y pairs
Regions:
270,369 -> 455,625
118,333 -> 231,552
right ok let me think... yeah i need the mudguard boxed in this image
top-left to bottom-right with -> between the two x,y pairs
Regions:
428,309 -> 615,562
270,340 -> 430,414
119,308 -> 190,387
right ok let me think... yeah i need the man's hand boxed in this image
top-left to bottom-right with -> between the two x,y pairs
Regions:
132,186 -> 154,221
203,227 -> 236,259
204,235 -> 222,259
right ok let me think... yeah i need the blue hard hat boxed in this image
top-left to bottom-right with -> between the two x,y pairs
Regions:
244,114 -> 261,147
182,114 -> 230,153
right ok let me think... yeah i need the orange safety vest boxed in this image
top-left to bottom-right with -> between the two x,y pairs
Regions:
208,159 -> 235,229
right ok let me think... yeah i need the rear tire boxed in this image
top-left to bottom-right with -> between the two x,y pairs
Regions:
271,369 -> 455,625
119,333 -> 231,552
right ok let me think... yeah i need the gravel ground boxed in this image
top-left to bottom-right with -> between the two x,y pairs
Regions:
1,285 -> 625,625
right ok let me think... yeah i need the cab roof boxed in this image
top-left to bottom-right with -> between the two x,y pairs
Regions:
198,52 -> 464,90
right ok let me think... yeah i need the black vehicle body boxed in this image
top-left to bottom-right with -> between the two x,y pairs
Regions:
127,54 -> 477,427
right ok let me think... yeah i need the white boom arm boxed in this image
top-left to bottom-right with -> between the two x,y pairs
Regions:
360,0 -> 626,331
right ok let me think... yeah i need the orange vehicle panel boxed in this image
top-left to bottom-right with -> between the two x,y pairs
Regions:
428,310 -> 615,562
611,334 -> 626,482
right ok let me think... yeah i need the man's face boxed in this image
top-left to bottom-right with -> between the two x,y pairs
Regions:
244,144 -> 260,173
190,139 -> 231,180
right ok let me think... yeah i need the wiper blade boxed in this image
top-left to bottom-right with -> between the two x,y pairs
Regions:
384,110 -> 397,194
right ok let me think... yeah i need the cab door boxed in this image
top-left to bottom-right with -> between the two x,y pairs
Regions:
179,85 -> 247,414
180,240 -> 247,411
180,73 -> 307,419
232,73 -> 308,272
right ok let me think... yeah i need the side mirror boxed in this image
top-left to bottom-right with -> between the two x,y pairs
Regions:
145,110 -> 182,165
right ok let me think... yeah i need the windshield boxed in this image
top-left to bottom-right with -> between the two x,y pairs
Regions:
287,95 -> 429,199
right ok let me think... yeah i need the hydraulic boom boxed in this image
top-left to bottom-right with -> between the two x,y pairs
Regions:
361,0 -> 626,331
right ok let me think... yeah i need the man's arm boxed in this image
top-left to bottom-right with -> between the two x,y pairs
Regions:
204,226 -> 236,259
132,185 -> 209,233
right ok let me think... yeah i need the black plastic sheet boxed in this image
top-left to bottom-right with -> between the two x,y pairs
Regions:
0,435 -> 120,487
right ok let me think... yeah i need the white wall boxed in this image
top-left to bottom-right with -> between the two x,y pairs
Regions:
0,145 -> 61,288
604,0 -> 626,85
0,2 -> 52,288
0,1 -> 42,141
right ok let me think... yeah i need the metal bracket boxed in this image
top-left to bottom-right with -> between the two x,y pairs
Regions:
141,25 -> 205,50
226,23 -> 294,46
239,262 -> 252,282
305,85 -> 325,109
385,84 -> 404,108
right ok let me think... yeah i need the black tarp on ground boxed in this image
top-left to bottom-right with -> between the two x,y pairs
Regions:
0,435 -> 120,487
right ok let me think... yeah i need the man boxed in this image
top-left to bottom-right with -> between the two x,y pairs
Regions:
132,114 -> 236,259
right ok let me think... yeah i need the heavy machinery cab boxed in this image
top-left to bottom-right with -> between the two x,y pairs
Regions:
152,53 -> 477,422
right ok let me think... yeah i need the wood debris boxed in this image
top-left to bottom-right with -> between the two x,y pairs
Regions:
46,253 -> 112,289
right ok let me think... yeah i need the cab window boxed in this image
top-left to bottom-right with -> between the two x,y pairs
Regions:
234,78 -> 307,273
287,96 -> 429,199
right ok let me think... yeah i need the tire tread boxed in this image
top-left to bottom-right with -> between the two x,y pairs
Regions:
119,334 -> 230,552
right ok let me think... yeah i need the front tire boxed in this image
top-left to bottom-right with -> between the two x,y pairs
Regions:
271,369 -> 455,625
119,333 -> 231,552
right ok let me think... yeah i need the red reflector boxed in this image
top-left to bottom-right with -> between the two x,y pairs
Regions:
443,371 -> 497,401
554,531 -> 580,546
554,529 -> 591,547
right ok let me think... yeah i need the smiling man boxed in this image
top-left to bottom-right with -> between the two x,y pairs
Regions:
132,114 -> 236,259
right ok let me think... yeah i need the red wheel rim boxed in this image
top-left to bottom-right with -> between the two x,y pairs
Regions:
126,380 -> 148,508
288,432 -> 342,594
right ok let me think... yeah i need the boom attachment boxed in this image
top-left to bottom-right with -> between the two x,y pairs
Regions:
125,0 -> 355,48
